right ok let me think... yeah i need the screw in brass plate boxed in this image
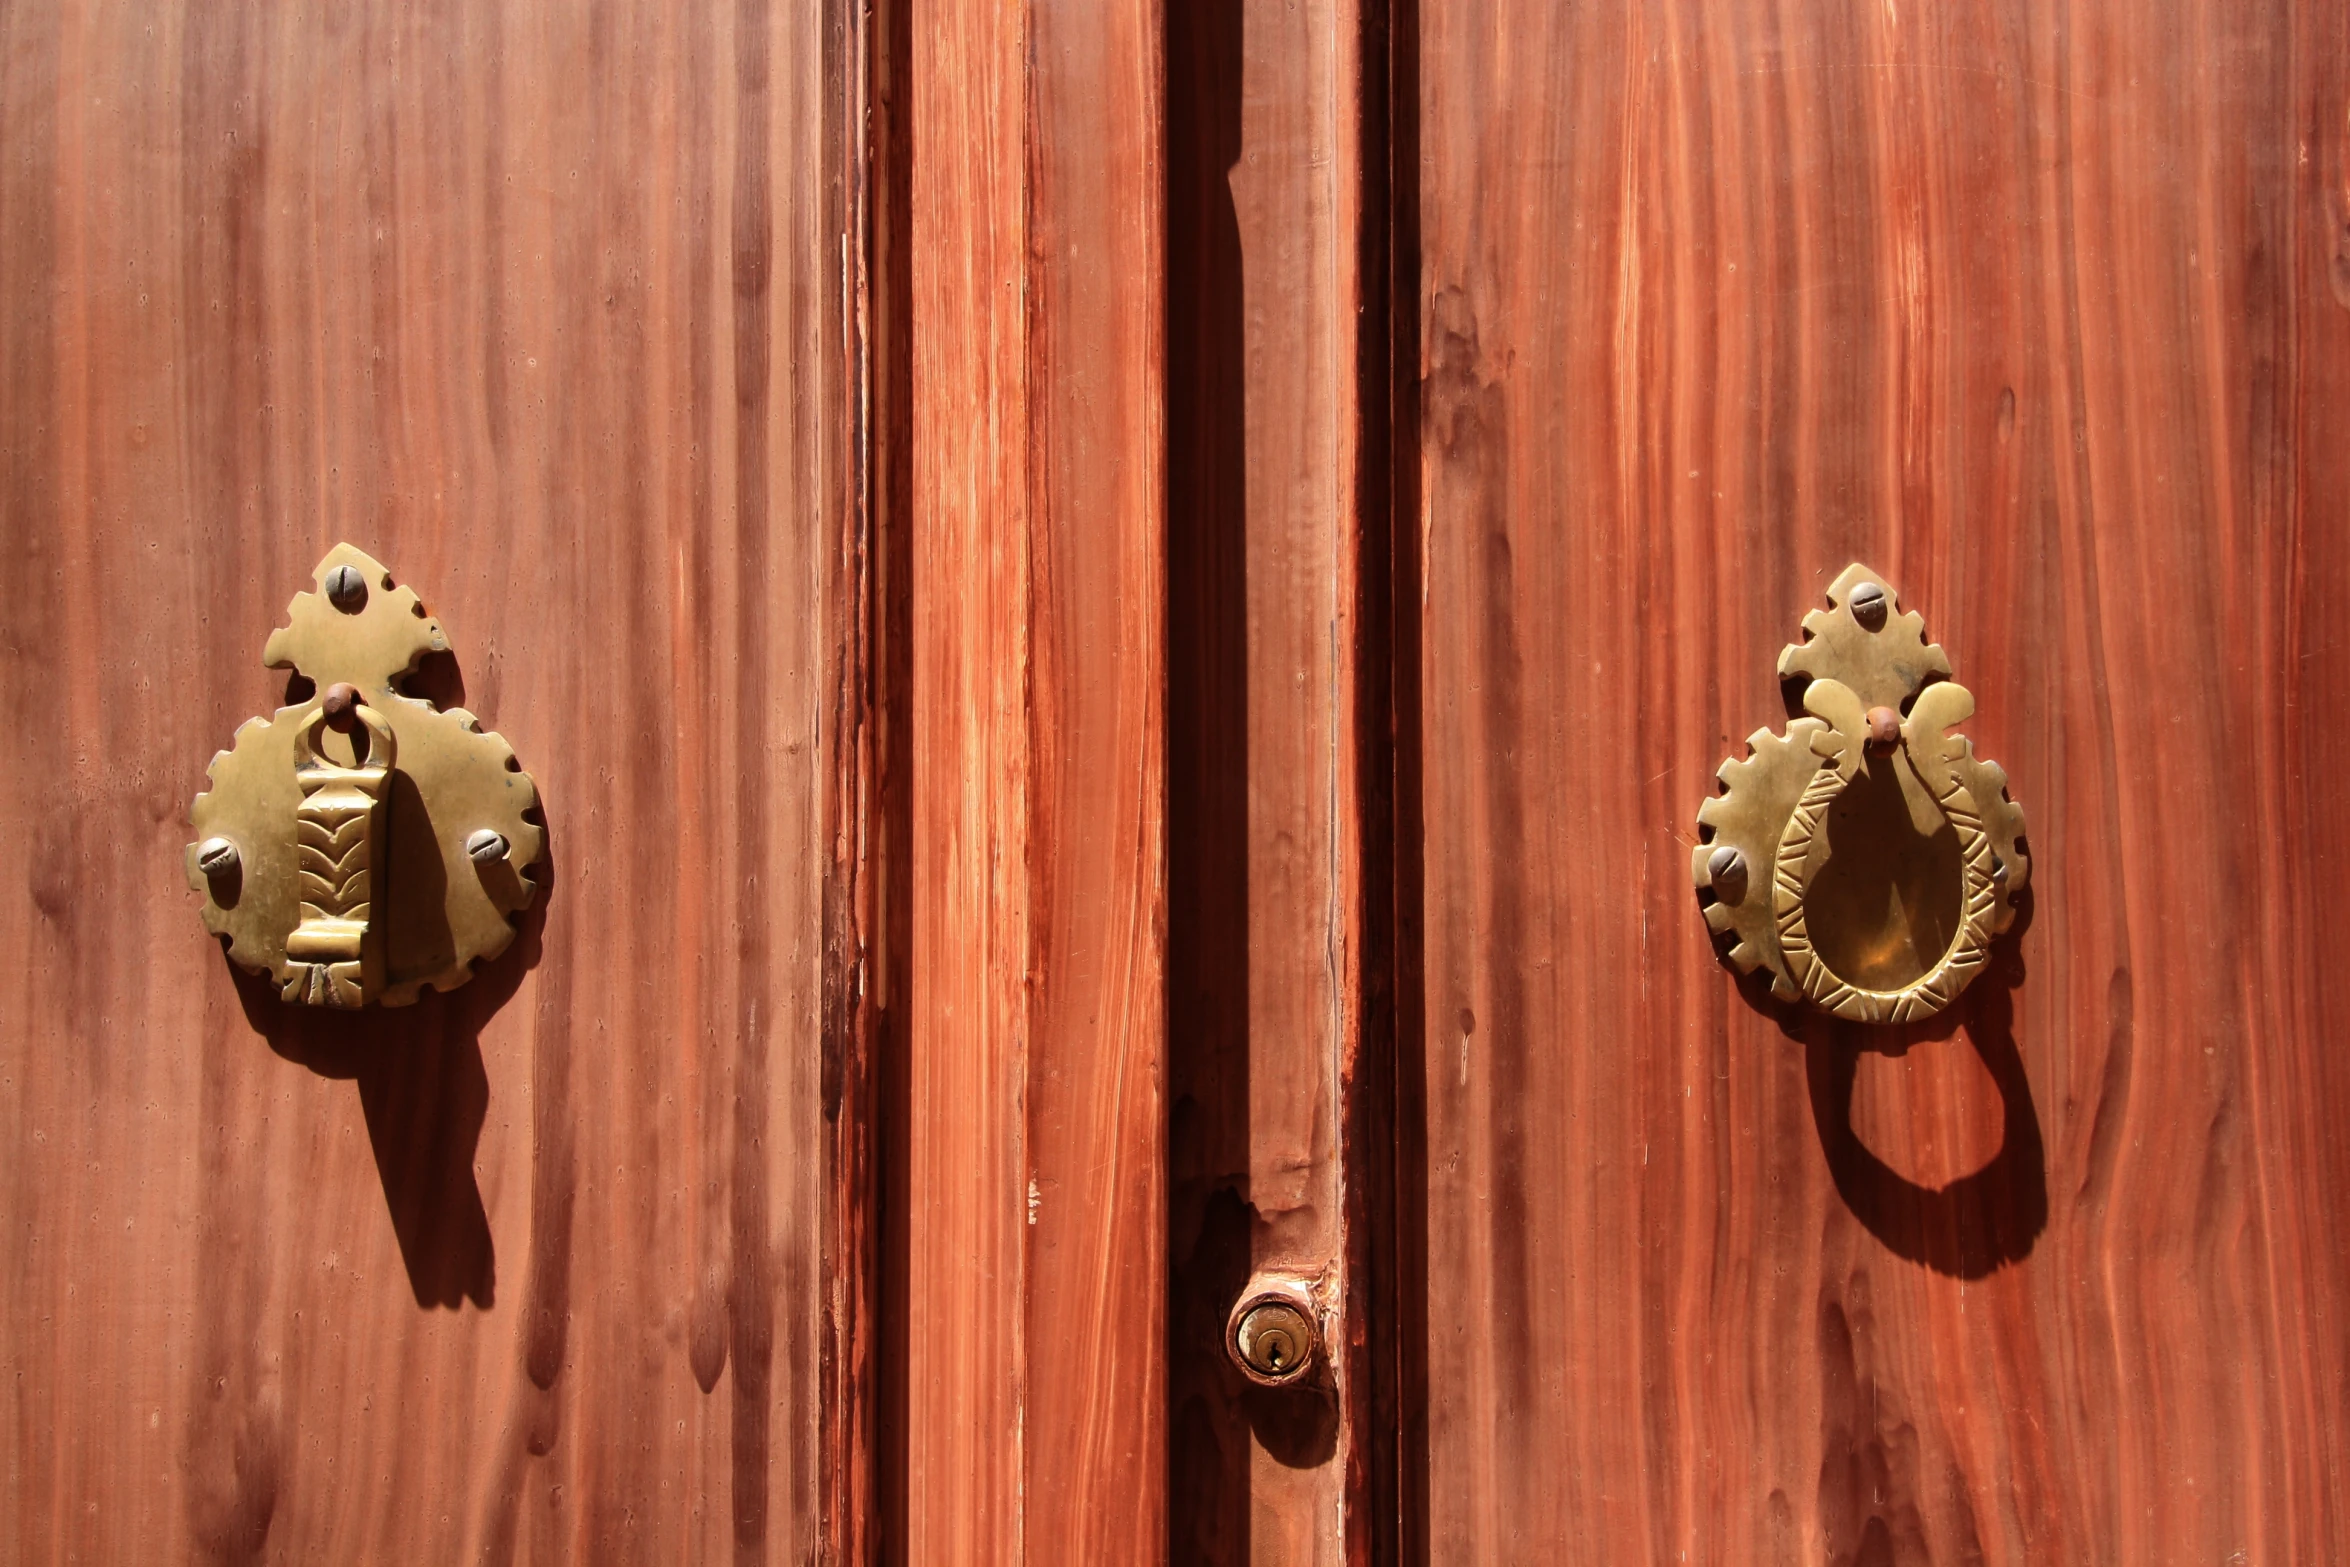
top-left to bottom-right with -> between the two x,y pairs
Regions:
1227,1286 -> 1320,1388
466,829 -> 510,865
1847,579 -> 1888,630
196,837 -> 241,879
325,564 -> 369,614
1706,844 -> 1748,904
1864,705 -> 1902,751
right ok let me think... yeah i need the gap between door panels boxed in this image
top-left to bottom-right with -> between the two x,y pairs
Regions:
1346,1 -> 1430,1561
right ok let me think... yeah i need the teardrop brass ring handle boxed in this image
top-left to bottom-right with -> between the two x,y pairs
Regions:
1693,565 -> 2029,1023
1772,679 -> 1997,1023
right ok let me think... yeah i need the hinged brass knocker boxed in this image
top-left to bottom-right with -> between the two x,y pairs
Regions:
282,695 -> 397,1005
187,544 -> 544,1008
1694,564 -> 2028,1023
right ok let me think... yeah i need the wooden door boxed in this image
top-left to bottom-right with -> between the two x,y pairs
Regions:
1130,0 -> 2350,1557
1396,0 -> 2350,1561
0,2 -> 875,1560
12,0 -> 2350,1561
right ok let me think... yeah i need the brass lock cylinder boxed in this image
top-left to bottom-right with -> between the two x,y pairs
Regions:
1226,1279 -> 1323,1388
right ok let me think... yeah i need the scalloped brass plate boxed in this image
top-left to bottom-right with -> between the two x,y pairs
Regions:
186,544 -> 544,1008
1693,564 -> 2028,1023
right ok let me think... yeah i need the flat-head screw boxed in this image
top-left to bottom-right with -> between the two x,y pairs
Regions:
1706,845 -> 1749,904
325,564 -> 369,614
197,838 -> 240,879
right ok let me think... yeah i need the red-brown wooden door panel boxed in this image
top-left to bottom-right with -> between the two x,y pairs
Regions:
1404,0 -> 2350,1560
12,0 -> 2349,1559
0,2 -> 873,1559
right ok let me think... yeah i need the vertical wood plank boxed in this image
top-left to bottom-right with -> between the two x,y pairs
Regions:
908,0 -> 1166,1557
0,0 -> 868,1558
1019,0 -> 1169,1554
1164,0 -> 1376,1560
1408,0 -> 2350,1559
907,0 -> 1030,1550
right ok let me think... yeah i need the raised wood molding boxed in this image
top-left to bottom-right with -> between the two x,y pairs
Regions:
906,0 -> 1168,1558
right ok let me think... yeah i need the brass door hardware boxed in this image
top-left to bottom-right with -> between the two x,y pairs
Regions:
280,693 -> 397,1006
1694,564 -> 2028,1024
1226,1276 -> 1325,1388
187,544 -> 544,1008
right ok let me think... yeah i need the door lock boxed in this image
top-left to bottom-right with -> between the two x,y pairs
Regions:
1226,1278 -> 1323,1388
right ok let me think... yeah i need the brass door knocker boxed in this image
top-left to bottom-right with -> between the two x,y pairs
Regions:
281,695 -> 398,1005
187,544 -> 544,1008
1694,565 -> 2028,1023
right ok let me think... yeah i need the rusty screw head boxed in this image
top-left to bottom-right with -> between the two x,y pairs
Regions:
320,682 -> 364,732
196,837 -> 240,879
466,828 -> 510,865
1848,580 -> 1888,630
1706,844 -> 1748,904
1865,706 -> 1902,752
325,564 -> 369,614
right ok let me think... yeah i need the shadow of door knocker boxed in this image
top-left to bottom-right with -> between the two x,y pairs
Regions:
1693,564 -> 2029,1023
187,543 -> 545,1009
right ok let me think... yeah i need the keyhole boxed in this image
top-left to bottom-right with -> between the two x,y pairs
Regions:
1230,1295 -> 1316,1385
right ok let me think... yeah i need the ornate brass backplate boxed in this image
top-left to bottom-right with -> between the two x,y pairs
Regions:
1693,564 -> 2028,1023
187,544 -> 544,1008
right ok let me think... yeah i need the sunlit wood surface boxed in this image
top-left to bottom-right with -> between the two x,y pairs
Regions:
906,0 -> 1168,1558
1410,0 -> 2350,1559
0,2 -> 865,1559
1165,1 -> 1370,1560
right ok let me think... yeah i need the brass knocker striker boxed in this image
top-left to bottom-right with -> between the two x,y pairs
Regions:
187,544 -> 544,1009
1694,565 -> 2028,1024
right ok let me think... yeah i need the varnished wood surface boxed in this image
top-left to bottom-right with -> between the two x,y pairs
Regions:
1411,0 -> 2350,1560
11,0 -> 2347,1559
0,1 -> 866,1559
907,0 -> 1166,1558
1165,1 -> 1368,1560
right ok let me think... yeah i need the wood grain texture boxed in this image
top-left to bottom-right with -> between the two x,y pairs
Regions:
1165,1 -> 1370,1560
907,0 -> 1166,1558
0,0 -> 868,1559
1410,0 -> 2350,1560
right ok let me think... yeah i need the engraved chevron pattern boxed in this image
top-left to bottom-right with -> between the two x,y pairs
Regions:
297,807 -> 373,919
